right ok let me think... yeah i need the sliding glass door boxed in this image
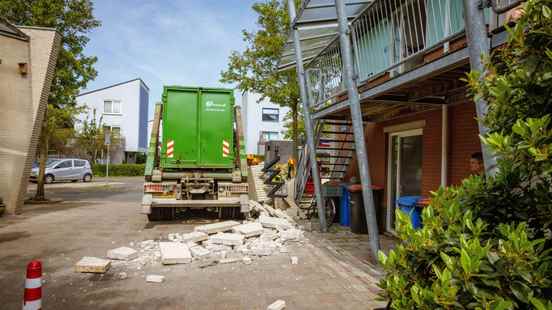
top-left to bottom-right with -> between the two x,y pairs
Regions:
386,129 -> 423,232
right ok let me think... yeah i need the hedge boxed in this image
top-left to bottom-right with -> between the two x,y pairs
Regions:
92,164 -> 145,177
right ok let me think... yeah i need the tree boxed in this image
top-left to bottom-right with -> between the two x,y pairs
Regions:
379,1 -> 552,308
0,0 -> 100,200
76,109 -> 104,163
221,0 -> 301,160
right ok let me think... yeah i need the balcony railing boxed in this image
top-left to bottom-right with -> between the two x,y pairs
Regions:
351,0 -> 466,83
303,0 -> 522,112
306,38 -> 344,109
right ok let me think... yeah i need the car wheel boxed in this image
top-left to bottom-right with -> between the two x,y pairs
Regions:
83,173 -> 92,182
45,174 -> 54,184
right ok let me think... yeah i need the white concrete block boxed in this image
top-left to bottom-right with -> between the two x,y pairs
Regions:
194,221 -> 240,234
75,257 -> 111,273
190,246 -> 210,258
232,222 -> 264,237
259,215 -> 292,230
280,229 -> 304,242
267,299 -> 286,310
146,274 -> 165,283
209,233 -> 244,246
107,247 -> 138,261
180,231 -> 209,243
159,242 -> 192,265
243,256 -> 252,265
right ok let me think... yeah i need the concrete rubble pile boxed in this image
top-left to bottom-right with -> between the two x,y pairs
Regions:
76,199 -> 305,278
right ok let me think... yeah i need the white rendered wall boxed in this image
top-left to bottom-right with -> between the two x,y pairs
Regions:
76,80 -> 145,152
241,92 -> 290,155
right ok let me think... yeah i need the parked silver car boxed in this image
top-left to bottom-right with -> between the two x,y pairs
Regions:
30,158 -> 93,183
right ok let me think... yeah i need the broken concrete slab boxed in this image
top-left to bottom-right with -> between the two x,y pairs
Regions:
146,274 -> 165,283
259,215 -> 292,230
189,246 -> 210,258
219,257 -> 241,264
159,242 -> 192,265
267,299 -> 286,310
232,222 -> 263,237
75,257 -> 111,273
180,231 -> 208,243
209,233 -> 244,246
107,247 -> 138,261
194,221 -> 240,234
280,229 -> 304,242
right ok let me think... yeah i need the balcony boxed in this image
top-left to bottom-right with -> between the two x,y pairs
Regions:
302,0 -> 524,118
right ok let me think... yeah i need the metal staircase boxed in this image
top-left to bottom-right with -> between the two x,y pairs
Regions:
295,120 -> 355,211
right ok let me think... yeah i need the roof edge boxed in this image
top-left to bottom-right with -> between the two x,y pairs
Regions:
78,78 -> 149,97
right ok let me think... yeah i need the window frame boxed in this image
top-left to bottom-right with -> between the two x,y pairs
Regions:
261,107 -> 279,122
103,99 -> 122,115
260,131 -> 279,143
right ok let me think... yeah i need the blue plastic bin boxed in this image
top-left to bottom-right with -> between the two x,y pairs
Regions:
339,185 -> 350,226
397,196 -> 423,229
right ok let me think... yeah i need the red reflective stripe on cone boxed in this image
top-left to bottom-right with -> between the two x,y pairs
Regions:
26,261 -> 41,279
24,287 -> 42,301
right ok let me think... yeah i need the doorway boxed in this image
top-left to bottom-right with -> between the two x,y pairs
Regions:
386,129 -> 423,232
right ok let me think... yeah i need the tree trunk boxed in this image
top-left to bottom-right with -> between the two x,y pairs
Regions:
34,119 -> 49,201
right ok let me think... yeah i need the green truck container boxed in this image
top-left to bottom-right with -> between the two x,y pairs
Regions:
142,86 -> 249,221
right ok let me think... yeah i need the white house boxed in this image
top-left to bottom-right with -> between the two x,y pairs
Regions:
240,92 -> 290,155
76,78 -> 149,164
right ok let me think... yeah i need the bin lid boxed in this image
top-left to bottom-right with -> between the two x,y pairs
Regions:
397,196 -> 422,207
347,184 -> 384,192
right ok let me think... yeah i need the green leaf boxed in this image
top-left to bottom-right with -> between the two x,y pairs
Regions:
543,6 -> 552,19
460,248 -> 472,274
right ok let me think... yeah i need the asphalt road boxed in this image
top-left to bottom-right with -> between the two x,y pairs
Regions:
0,177 -> 385,309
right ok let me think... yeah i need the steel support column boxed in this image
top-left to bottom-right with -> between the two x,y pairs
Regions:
335,0 -> 380,255
288,0 -> 327,232
463,0 -> 498,176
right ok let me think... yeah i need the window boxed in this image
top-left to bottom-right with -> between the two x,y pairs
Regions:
55,160 -> 72,169
104,100 -> 121,114
260,131 -> 279,143
103,126 -> 121,137
262,108 -> 279,122
75,160 -> 87,167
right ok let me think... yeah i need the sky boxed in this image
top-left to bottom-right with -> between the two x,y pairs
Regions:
82,0 -> 259,119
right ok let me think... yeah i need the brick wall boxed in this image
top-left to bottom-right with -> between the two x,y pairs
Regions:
448,100 -> 482,186
346,99 -> 481,207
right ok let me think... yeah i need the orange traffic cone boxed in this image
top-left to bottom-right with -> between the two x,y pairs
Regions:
23,260 -> 42,310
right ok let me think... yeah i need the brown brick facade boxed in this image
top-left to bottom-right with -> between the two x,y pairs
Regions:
346,97 -> 481,214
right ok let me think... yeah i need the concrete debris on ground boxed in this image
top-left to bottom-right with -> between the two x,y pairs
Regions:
159,242 -> 192,265
267,299 -> 286,310
290,256 -> 298,265
145,274 -> 165,283
75,257 -> 111,273
107,246 -> 138,261
77,199 -> 305,277
232,222 -> 263,237
194,221 -> 240,234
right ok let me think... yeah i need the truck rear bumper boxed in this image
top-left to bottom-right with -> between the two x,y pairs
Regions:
151,198 -> 241,208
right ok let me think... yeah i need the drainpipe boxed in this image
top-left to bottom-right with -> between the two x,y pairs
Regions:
335,0 -> 380,256
463,0 -> 498,176
441,105 -> 448,187
287,0 -> 327,232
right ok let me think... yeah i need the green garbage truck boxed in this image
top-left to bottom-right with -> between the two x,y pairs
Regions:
142,86 -> 249,221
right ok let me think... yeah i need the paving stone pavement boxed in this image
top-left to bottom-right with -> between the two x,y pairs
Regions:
0,177 -> 388,309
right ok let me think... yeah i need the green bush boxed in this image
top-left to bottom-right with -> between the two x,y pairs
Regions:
92,164 -> 145,177
379,1 -> 552,308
